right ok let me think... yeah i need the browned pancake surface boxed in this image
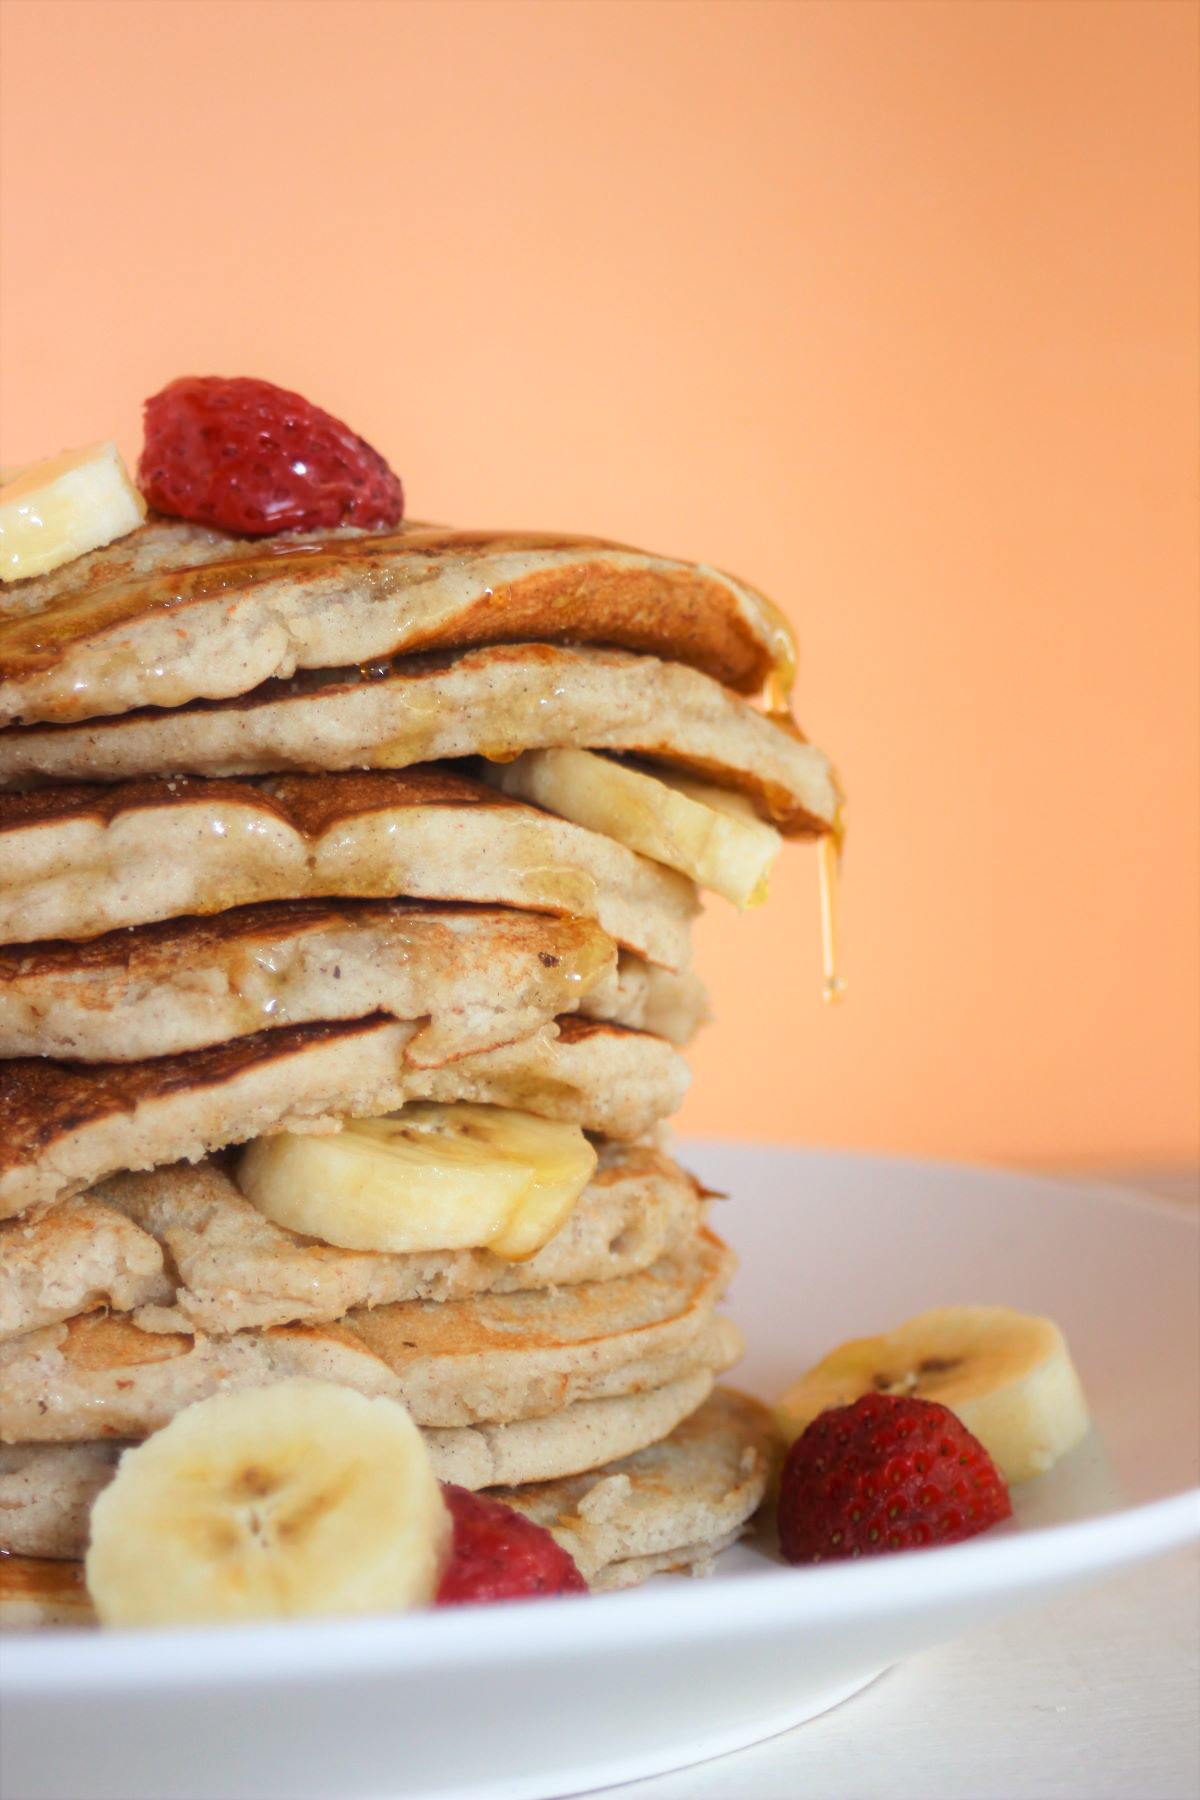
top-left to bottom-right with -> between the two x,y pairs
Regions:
0,766 -> 698,967
0,763 -> 496,837
0,1015 -> 688,1218
0,644 -> 835,836
0,517 -> 795,724
0,1016 -> 404,1155
0,896 -> 622,1062
0,1554 -> 94,1626
0,1143 -> 703,1339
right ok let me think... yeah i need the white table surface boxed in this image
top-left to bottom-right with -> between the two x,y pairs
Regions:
589,1169 -> 1200,1800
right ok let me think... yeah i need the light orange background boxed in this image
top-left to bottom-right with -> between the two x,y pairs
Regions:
1,0 -> 1197,1166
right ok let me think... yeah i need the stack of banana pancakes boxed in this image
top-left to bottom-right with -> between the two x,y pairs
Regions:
0,521 -> 837,1619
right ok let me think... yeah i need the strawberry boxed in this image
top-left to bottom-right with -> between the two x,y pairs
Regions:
436,1485 -> 588,1605
138,376 -> 404,536
778,1393 -> 1012,1563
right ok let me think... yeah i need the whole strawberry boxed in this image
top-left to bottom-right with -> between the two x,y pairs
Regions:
436,1485 -> 588,1605
138,376 -> 404,536
778,1393 -> 1012,1563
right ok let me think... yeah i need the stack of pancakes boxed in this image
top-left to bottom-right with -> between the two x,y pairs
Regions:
0,522 -> 837,1622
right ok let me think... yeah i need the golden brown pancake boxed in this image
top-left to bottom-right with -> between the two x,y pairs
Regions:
0,1554 -> 94,1627
0,516 -> 796,726
0,899 -> 618,1063
0,1227 -> 738,1441
348,1228 -> 737,1428
0,1016 -> 688,1220
0,1370 -> 727,1570
0,905 -> 706,1064
1,1143 -> 704,1339
0,1443 -> 123,1559
0,644 -> 836,836
596,954 -> 709,1048
0,766 -> 698,965
0,1386 -> 773,1581
500,1387 -> 779,1589
0,1194 -> 171,1339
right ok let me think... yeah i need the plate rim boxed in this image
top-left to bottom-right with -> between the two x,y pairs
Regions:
3,1484 -> 1198,1696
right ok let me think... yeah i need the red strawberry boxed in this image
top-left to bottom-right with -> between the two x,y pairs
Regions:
138,376 -> 404,536
778,1393 -> 1012,1563
436,1485 -> 588,1605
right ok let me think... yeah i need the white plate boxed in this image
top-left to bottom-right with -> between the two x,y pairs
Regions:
2,1149 -> 1198,1800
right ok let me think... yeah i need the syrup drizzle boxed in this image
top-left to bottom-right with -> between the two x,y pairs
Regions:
817,795 -> 846,1004
756,596 -> 798,718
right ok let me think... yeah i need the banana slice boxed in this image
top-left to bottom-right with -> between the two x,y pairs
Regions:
776,1305 -> 1090,1484
0,442 -> 146,581
238,1102 -> 598,1261
85,1381 -> 451,1626
481,748 -> 781,908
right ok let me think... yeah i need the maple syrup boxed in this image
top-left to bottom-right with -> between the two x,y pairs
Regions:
1,525 -> 793,718
755,596 -> 798,718
817,794 -> 846,1004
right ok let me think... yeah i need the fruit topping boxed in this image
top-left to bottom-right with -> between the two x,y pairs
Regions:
777,1393 -> 1012,1563
481,749 -> 782,908
436,1484 -> 588,1604
0,443 -> 146,582
238,1103 -> 597,1261
775,1304 -> 1090,1484
137,375 -> 404,536
85,1382 -> 450,1625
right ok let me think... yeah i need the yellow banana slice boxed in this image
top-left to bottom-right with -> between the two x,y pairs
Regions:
85,1381 -> 451,1626
481,748 -> 781,907
776,1305 -> 1090,1484
238,1102 -> 598,1261
0,442 -> 146,581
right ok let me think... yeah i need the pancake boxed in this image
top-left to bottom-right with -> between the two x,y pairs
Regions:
0,1442 -> 122,1559
0,1194 -> 171,1339
1,1369 -> 727,1568
0,1310 -> 394,1445
0,899 -> 618,1064
0,766 -> 697,966
347,1227 -> 737,1429
420,1369 -> 723,1491
0,1015 -> 688,1221
593,954 -> 709,1048
590,1529 -> 744,1589
0,1372 -> 723,1567
0,1555 -> 93,1628
0,1227 -> 737,1442
0,906 -> 705,1066
499,1388 -> 779,1588
0,516 -> 795,727
1,1143 -> 704,1339
0,645 -> 837,835
0,1386 -> 773,1580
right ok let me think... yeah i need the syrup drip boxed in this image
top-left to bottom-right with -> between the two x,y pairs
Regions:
756,595 -> 798,719
817,798 -> 846,1004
